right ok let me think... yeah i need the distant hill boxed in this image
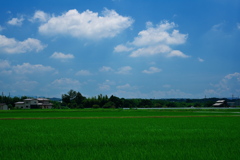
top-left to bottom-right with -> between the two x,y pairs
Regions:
49,98 -> 62,102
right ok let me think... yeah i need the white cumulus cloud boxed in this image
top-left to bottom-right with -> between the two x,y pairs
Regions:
0,35 -> 46,54
75,70 -> 92,76
142,67 -> 162,74
167,50 -> 189,58
31,10 -> 50,22
99,66 -> 114,72
39,8 -> 133,39
132,21 -> 187,46
205,72 -> 240,97
115,21 -> 189,58
12,63 -> 55,74
50,52 -> 74,59
0,60 -> 11,69
8,17 -> 24,26
130,45 -> 171,57
114,44 -> 134,52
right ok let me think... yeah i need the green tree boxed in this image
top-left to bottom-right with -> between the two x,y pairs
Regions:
74,92 -> 86,104
62,90 -> 86,108
139,99 -> 152,108
109,95 -> 122,108
103,101 -> 115,108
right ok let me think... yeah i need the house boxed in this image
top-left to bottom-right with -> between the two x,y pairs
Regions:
15,98 -> 53,109
0,103 -> 8,110
228,100 -> 240,107
213,100 -> 228,107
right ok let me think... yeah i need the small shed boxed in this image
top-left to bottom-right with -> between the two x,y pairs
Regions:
0,103 -> 8,110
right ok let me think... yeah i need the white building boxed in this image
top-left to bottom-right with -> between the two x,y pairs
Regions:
15,98 -> 53,109
213,100 -> 227,107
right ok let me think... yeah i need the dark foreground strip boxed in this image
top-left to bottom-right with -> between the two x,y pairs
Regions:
0,115 -> 240,120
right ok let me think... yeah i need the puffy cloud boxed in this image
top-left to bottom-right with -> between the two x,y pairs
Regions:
99,66 -> 132,74
39,8 -> 133,39
130,45 -> 171,57
31,10 -> 50,22
0,60 -> 11,69
132,21 -> 187,46
115,21 -> 189,58
0,60 -> 11,75
50,52 -> 74,59
167,50 -> 189,58
114,44 -> 133,52
0,35 -> 46,54
116,66 -> 132,74
205,72 -> 240,97
99,66 -> 114,72
8,17 -> 24,26
224,72 -> 240,81
211,22 -> 224,31
142,67 -> 162,74
75,70 -> 92,76
12,63 -> 55,74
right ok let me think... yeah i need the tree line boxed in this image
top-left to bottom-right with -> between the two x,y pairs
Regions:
56,89 -> 217,109
0,95 -> 28,109
0,89 -> 219,109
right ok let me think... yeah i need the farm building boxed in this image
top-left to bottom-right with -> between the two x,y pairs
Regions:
0,103 -> 8,110
213,100 -> 228,107
15,98 -> 53,109
228,100 -> 240,107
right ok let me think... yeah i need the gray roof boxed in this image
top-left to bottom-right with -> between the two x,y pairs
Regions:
216,100 -> 225,103
24,99 -> 33,101
15,102 -> 25,104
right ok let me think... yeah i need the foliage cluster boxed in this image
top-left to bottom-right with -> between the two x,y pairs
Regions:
0,89 -> 234,109
59,90 -> 217,109
0,95 -> 28,109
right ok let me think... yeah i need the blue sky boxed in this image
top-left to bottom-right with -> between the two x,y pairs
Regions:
0,0 -> 240,98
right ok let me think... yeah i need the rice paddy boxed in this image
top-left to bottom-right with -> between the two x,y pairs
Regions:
0,109 -> 240,160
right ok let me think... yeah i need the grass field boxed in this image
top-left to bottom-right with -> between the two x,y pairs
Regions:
0,109 -> 240,160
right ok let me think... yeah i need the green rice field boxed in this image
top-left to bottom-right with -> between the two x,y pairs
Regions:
0,109 -> 240,160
